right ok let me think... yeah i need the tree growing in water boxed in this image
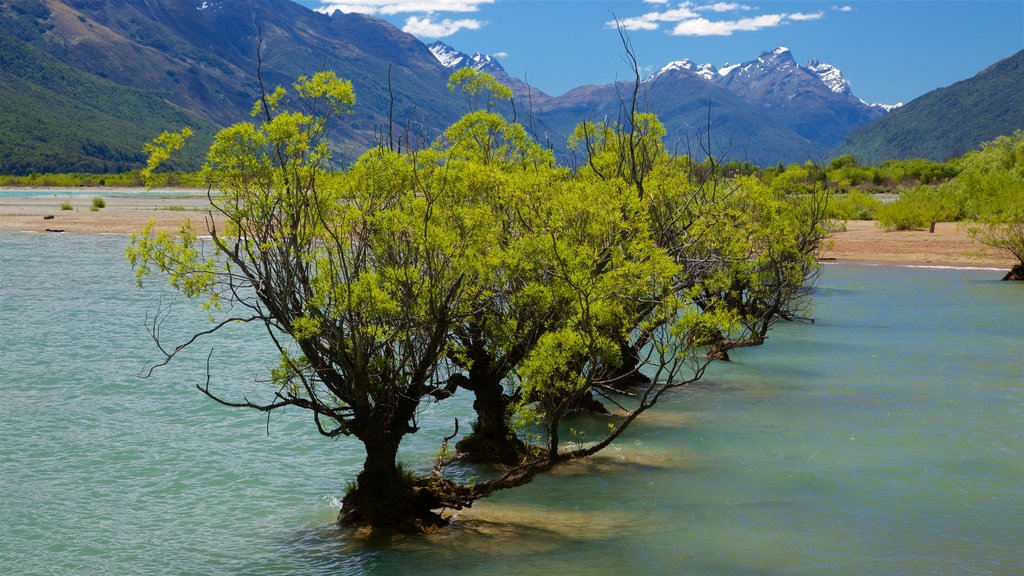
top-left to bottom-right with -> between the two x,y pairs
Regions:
128,72 -> 737,534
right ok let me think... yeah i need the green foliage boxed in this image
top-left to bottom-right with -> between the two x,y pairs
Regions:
60,200 -> 73,211
949,130 -> 1024,220
127,69 -> 838,530
952,131 -> 1024,265
828,191 -> 882,220
91,197 -> 106,209
877,158 -> 959,185
447,68 -> 513,112
829,155 -> 858,170
876,198 -> 929,230
0,171 -> 148,187
0,29 -> 216,175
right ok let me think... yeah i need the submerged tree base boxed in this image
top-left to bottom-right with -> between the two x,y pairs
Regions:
1002,264 -> 1024,281
456,433 -> 532,466
339,475 -> 462,536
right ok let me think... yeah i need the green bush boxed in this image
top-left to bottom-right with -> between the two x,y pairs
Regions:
828,191 -> 882,220
877,184 -> 970,230
60,200 -> 73,210
91,197 -> 106,209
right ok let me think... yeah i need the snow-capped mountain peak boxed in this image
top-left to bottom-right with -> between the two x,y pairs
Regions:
757,46 -> 797,68
428,41 -> 504,74
805,58 -> 852,96
655,59 -> 718,81
429,41 -> 466,68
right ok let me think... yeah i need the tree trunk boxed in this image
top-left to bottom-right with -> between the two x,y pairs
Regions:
339,428 -> 446,535
600,338 -> 651,389
455,372 -> 528,465
1002,263 -> 1024,281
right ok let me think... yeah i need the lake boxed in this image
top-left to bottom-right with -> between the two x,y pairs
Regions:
1,232 -> 1021,575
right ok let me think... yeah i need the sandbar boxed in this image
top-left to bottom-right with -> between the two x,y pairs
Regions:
0,188 -> 1017,271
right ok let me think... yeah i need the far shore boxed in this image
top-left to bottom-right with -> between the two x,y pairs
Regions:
0,187 -> 1017,270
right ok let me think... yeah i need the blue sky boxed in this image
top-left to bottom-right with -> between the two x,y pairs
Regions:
291,1 -> 1023,106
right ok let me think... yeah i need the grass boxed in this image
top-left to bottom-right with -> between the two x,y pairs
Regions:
91,197 -> 106,210
60,201 -> 73,211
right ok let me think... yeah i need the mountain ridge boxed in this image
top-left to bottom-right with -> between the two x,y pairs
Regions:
0,1 -> 1014,173
834,49 -> 1024,164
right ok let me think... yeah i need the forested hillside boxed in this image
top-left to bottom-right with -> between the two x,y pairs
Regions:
0,29 -> 217,174
834,50 -> 1024,164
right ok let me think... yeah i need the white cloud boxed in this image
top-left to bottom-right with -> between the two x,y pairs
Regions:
617,14 -> 662,31
402,15 -> 482,38
832,5 -> 853,12
672,13 -> 785,36
610,1 -> 829,36
789,11 -> 824,21
609,3 -> 700,30
315,0 -> 493,16
493,51 -> 509,58
698,2 -> 753,12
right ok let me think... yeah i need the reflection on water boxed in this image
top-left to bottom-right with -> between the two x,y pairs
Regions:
1,234 -> 1022,575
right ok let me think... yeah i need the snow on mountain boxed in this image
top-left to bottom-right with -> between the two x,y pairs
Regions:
428,41 -> 466,69
652,48 -> 900,111
655,59 -> 718,81
758,47 -> 797,68
862,100 -> 904,112
428,41 -> 504,74
805,58 -> 851,96
718,63 -> 741,77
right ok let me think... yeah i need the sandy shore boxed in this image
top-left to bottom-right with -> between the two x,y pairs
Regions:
819,220 -> 1015,269
0,188 -> 1017,270
0,187 -> 224,235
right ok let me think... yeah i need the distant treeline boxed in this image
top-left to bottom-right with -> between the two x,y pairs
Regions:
0,171 -> 195,188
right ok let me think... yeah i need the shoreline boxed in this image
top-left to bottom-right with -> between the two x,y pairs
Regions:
0,189 -> 1017,271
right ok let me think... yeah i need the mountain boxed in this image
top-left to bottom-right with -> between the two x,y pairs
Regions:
0,26 -> 218,174
426,39 -> 554,121
834,49 -> 1024,164
0,1 -> 1000,173
428,41 -> 505,75
805,58 -> 852,96
714,47 -> 887,149
431,43 -> 886,163
1,0 -> 467,166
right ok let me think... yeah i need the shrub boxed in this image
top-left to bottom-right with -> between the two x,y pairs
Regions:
91,197 -> 106,209
828,190 -> 882,220
60,201 -> 73,211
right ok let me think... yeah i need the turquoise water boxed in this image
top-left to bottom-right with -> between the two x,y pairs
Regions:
0,189 -> 206,198
1,232 -> 1021,575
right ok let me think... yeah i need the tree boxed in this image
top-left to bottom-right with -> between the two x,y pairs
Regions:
694,177 -> 830,359
954,130 -> 1024,280
433,105 -> 565,464
128,72 -> 733,534
130,72 -> 494,533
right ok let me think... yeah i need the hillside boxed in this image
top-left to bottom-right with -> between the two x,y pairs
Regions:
1,0 -> 466,167
834,49 -> 1024,164
0,28 -> 217,175
3,0 -> 1014,173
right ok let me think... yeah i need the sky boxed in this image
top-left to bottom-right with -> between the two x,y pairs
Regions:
290,1 -> 1024,106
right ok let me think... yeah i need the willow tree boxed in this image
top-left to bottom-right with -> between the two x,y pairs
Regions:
567,113 -> 736,382
954,131 -> 1024,280
129,73 -> 499,533
128,71 -> 736,535
692,177 -> 830,359
431,109 -> 567,464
